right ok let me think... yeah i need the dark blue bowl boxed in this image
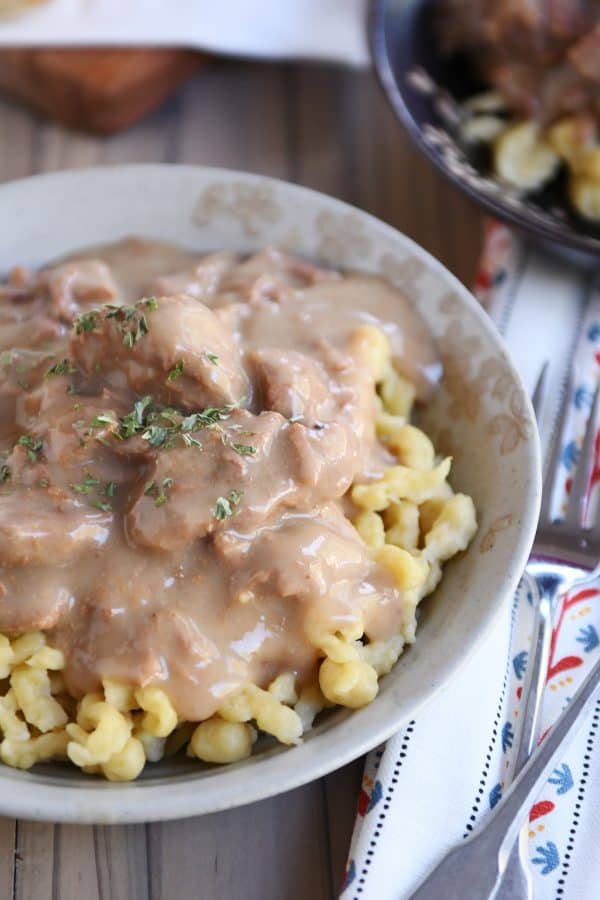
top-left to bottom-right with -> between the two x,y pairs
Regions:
369,0 -> 600,267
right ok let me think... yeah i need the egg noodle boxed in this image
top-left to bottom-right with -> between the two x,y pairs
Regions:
460,94 -> 600,222
0,327 -> 476,780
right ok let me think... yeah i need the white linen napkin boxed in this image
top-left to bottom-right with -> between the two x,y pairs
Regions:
343,224 -> 600,900
0,0 -> 369,65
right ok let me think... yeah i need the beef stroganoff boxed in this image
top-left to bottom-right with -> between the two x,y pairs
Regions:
0,240 -> 476,780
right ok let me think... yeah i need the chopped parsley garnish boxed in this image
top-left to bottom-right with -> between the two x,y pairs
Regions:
90,413 -> 117,428
105,297 -> 158,349
69,473 -> 101,495
117,395 -> 153,439
144,477 -> 173,508
205,351 -> 219,365
74,309 -> 100,334
16,434 -> 43,463
167,360 -> 185,382
230,442 -> 257,457
0,464 -> 10,483
39,478 -> 49,488
106,397 -> 240,450
213,489 -> 244,521
142,425 -> 170,448
69,474 -> 116,510
74,297 -> 158,348
0,351 -> 14,367
46,358 -> 75,377
90,499 -> 113,512
181,433 -> 203,448
180,404 -> 238,432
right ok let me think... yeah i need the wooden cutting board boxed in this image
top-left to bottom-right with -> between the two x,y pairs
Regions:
0,48 -> 205,134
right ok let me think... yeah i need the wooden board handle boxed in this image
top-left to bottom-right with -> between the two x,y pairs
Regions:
0,48 -> 205,134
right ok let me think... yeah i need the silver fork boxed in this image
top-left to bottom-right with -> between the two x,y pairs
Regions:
409,371 -> 600,900
495,366 -> 600,899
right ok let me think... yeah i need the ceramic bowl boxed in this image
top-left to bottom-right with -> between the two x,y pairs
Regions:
370,0 -> 600,267
0,165 -> 541,822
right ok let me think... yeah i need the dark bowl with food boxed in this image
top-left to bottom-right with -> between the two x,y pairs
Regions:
369,0 -> 600,267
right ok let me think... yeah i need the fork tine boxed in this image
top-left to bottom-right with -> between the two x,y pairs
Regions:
531,361 -> 549,421
565,382 -> 600,526
538,375 -> 574,524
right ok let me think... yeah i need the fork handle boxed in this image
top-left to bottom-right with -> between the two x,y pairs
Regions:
513,576 -> 553,773
409,649 -> 600,899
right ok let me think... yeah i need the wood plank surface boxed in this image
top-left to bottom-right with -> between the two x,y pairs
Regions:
0,59 -> 484,900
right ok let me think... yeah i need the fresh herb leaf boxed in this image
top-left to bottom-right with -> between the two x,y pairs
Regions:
0,351 -> 14,367
228,488 -> 244,505
205,351 -> 219,365
214,496 -> 232,520
17,379 -> 30,391
0,464 -> 10,483
102,481 -> 117,498
144,477 -> 173,507
181,402 -> 237,432
90,413 -> 117,428
16,434 -> 43,462
39,478 -> 49,488
117,395 -> 153,439
230,442 -> 257,456
106,297 -> 157,348
167,360 -> 185,382
90,499 -> 112,512
181,433 -> 203,448
113,398 -> 240,451
213,488 -> 244,520
69,473 -> 101,495
142,425 -> 169,448
46,358 -> 75,377
74,309 -> 100,334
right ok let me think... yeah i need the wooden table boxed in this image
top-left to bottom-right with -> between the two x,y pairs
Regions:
0,59 -> 484,900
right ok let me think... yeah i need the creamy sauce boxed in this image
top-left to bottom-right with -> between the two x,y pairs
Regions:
0,240 -> 440,720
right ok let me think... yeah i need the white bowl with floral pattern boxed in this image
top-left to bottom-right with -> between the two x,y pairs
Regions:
0,165 -> 541,823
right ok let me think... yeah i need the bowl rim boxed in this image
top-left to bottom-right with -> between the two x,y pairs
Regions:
0,163 -> 542,823
368,0 -> 600,261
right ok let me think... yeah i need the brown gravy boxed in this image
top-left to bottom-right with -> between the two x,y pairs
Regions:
0,240 -> 440,720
